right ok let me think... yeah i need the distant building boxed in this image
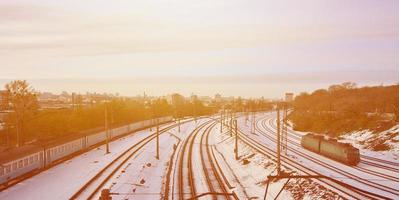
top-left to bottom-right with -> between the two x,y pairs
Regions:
167,93 -> 185,106
190,94 -> 198,103
214,93 -> 222,103
0,90 -> 9,110
285,93 -> 294,102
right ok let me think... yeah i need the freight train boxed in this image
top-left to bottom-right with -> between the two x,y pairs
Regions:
0,116 -> 173,186
301,134 -> 360,165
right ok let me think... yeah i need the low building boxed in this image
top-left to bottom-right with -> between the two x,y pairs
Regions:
285,93 -> 294,102
167,93 -> 185,106
214,93 -> 222,103
0,90 -> 9,111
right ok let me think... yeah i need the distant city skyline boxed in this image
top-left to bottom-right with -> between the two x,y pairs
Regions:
0,70 -> 397,99
1,1 -> 399,97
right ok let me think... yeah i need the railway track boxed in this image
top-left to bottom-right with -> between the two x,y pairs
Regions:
236,118 -> 391,199
257,116 -> 399,198
177,120 -> 210,199
279,126 -> 399,174
176,118 -> 235,200
263,112 -> 399,169
69,121 -> 185,200
264,116 -> 399,182
200,121 -> 233,199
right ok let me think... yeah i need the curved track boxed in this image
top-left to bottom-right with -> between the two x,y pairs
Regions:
176,118 -> 234,200
241,112 -> 398,199
70,121 -> 182,200
265,116 -> 399,181
237,116 -> 394,200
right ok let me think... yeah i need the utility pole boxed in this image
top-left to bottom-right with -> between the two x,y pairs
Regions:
220,110 -> 223,133
178,117 -> 181,133
194,103 -> 197,123
253,111 -> 256,134
276,107 -> 281,175
105,104 -> 110,154
251,111 -> 256,134
230,110 -> 233,137
156,118 -> 160,160
283,105 -> 288,155
234,119 -> 238,160
245,109 -> 249,126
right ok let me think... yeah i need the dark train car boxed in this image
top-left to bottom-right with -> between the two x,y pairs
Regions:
301,133 -> 360,165
301,134 -> 323,153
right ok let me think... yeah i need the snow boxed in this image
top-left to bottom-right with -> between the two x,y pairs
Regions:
212,129 -> 293,200
1,113 -> 398,200
245,112 -> 399,199
0,121 -> 185,200
103,131 -> 180,200
341,124 -> 399,153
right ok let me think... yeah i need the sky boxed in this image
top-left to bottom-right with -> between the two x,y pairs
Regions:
0,0 -> 399,98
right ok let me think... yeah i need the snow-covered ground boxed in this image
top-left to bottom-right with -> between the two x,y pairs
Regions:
1,114 -> 397,200
242,112 -> 399,199
340,125 -> 399,161
0,120 -> 191,200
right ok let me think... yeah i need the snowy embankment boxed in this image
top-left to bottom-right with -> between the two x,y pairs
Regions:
212,116 -> 341,200
340,124 -> 399,160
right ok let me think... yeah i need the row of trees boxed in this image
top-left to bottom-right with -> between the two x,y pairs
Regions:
289,82 -> 399,136
1,81 -> 175,147
1,81 -> 274,147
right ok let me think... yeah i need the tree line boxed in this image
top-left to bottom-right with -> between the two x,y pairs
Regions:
0,81 -> 174,147
289,82 -> 399,136
1,81 -> 273,147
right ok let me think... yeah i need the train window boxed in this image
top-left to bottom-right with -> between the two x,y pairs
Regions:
29,156 -> 34,164
0,167 -> 3,176
18,160 -> 23,168
5,165 -> 11,174
35,155 -> 38,162
24,158 -> 28,166
12,162 -> 17,170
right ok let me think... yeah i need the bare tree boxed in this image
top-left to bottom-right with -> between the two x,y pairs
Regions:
5,80 -> 39,147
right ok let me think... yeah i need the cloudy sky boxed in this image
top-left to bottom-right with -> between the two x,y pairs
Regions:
1,0 -> 398,97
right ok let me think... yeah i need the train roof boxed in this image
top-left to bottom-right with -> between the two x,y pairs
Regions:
321,138 -> 359,150
304,133 -> 359,150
